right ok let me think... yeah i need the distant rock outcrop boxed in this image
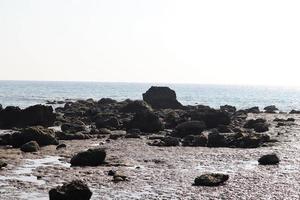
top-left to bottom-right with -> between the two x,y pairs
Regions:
143,86 -> 183,109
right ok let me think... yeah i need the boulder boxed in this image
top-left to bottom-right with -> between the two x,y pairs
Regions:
11,126 -> 58,147
182,134 -> 208,147
230,133 -> 271,148
193,173 -> 229,186
0,160 -> 7,169
20,141 -> 40,152
207,132 -> 228,147
258,154 -> 280,165
96,117 -> 120,129
190,110 -> 231,129
244,119 -> 269,133
49,180 -> 92,200
264,105 -> 278,113
142,86 -> 183,109
290,110 -> 300,114
70,148 -> 106,166
61,121 -> 88,133
56,143 -> 67,150
120,100 -> 152,113
253,122 -> 269,133
98,98 -> 117,105
109,130 -> 126,140
245,107 -> 260,113
0,105 -> 56,129
56,132 -> 91,140
128,111 -> 163,133
220,105 -> 236,114
173,121 -> 206,137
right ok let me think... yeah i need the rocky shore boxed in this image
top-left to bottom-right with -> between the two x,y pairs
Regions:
0,86 -> 300,199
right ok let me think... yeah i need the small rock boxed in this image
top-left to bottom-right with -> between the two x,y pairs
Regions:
193,173 -> 229,186
113,172 -> 128,182
49,180 -> 92,200
56,143 -> 67,150
20,141 -> 40,152
108,170 -> 116,176
258,154 -> 280,165
0,160 -> 7,169
70,148 -> 106,166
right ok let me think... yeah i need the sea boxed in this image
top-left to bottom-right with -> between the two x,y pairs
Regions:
1,80 -> 300,112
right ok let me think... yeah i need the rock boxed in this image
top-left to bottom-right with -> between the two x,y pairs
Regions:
56,132 -> 91,140
61,121 -> 87,133
20,141 -> 40,152
245,107 -> 260,113
0,134 -> 12,145
49,180 -> 92,200
108,170 -> 116,176
182,134 -> 208,147
0,160 -> 7,169
128,111 -> 163,133
161,136 -> 180,146
190,110 -> 231,129
96,117 -> 120,129
287,118 -> 295,122
193,173 -> 229,186
11,126 -> 58,147
125,129 -> 141,138
173,121 -> 206,137
220,105 -> 236,114
207,132 -> 227,147
98,98 -> 117,105
56,143 -> 67,150
0,104 -> 56,129
217,125 -> 232,133
109,131 -> 126,140
244,118 -> 266,128
258,154 -> 280,165
70,148 -> 106,166
290,109 -> 300,114
0,104 -> 2,111
231,133 -> 271,148
253,122 -> 269,133
142,86 -> 183,109
120,100 -> 152,113
113,172 -> 128,182
264,105 -> 278,113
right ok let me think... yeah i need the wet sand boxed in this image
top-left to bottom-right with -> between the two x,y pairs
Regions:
1,113 -> 300,199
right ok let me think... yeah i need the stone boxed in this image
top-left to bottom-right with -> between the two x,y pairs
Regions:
128,111 -> 164,132
70,148 -> 106,166
120,100 -> 152,113
142,86 -> 183,109
11,126 -> 58,147
49,180 -> 92,200
264,105 -> 278,113
182,134 -> 208,147
245,107 -> 260,113
20,141 -> 40,152
0,160 -> 7,169
258,154 -> 280,165
56,143 -> 67,150
173,121 -> 206,137
193,173 -> 229,186
61,121 -> 87,133
190,110 -> 231,129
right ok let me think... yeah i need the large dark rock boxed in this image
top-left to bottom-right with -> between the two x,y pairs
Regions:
70,148 -> 106,166
173,121 -> 206,137
56,132 -> 91,140
258,154 -> 280,165
49,180 -> 92,200
193,173 -> 229,186
96,117 -> 120,129
20,141 -> 40,152
127,111 -> 163,132
190,110 -> 231,129
61,121 -> 88,133
245,107 -> 260,113
244,118 -> 269,132
142,86 -> 183,109
220,105 -> 236,114
207,132 -> 228,147
290,110 -> 300,114
11,126 -> 58,147
120,100 -> 152,113
0,105 -> 55,129
264,105 -> 278,113
98,98 -> 117,105
182,134 -> 208,147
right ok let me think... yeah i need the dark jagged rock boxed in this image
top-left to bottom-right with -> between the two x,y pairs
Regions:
230,132 -> 271,148
245,107 -> 260,113
190,110 -> 231,129
142,86 -> 183,109
220,105 -> 236,114
182,134 -> 208,147
161,136 -> 180,146
49,180 -> 92,200
11,126 -> 58,147
207,132 -> 227,147
253,122 -> 269,133
0,160 -> 7,169
264,105 -> 278,113
56,143 -> 67,150
127,111 -> 163,133
173,121 -> 206,137
96,117 -> 120,129
61,121 -> 88,133
120,100 -> 152,113
0,105 -> 55,129
290,109 -> 300,114
244,118 -> 269,132
70,148 -> 106,166
98,98 -> 117,105
193,173 -> 229,186
20,141 -> 40,152
258,154 -> 280,165
56,132 -> 92,140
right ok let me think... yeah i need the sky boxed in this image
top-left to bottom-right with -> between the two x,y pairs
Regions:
0,0 -> 300,86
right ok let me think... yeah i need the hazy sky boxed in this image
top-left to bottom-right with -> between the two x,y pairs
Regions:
0,0 -> 300,86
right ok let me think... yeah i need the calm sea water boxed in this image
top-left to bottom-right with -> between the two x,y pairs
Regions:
1,80 -> 300,111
